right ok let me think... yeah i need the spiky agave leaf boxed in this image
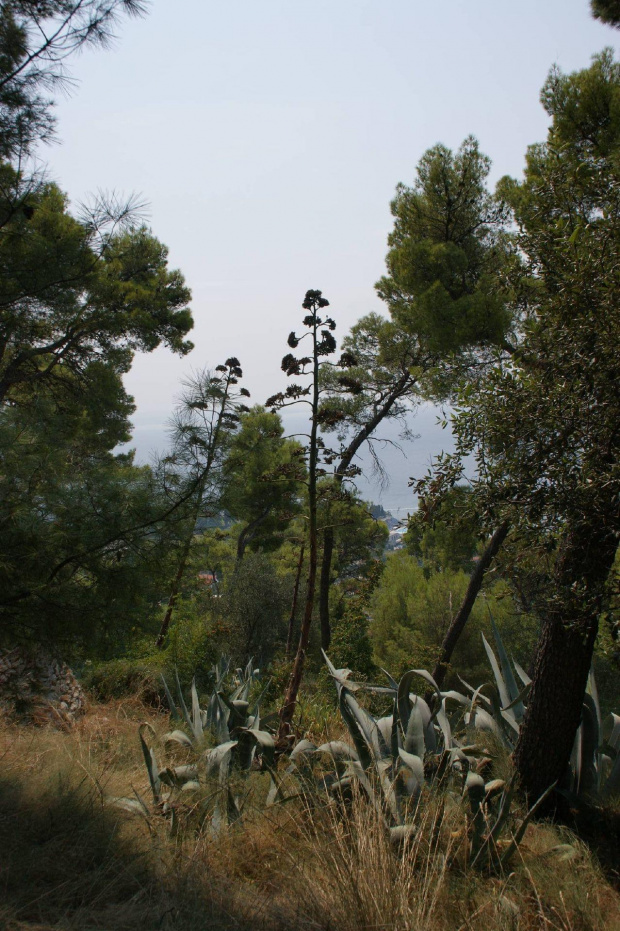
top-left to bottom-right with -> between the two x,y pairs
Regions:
139,723 -> 161,804
163,729 -> 194,749
161,674 -> 181,720
488,615 -> 525,721
601,712 -> 620,798
191,678 -> 204,741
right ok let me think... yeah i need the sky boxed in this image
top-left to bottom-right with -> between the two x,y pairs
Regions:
43,0 -> 618,512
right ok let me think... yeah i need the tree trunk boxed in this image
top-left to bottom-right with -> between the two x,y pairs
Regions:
319,526 -> 334,650
431,522 -> 509,690
513,521 -> 618,809
156,530 -> 194,648
278,537 -> 317,744
236,505 -> 271,561
286,543 -> 305,657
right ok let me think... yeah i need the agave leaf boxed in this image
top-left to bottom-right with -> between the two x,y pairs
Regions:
390,698 -> 400,769
377,758 -> 402,825
411,669 -> 443,705
218,692 -> 250,732
486,683 -> 519,747
191,678 -> 204,741
109,796 -> 150,816
603,712 -> 620,752
338,689 -> 373,770
215,694 -> 231,743
481,633 -> 512,715
161,674 -> 180,720
290,738 -> 317,761
235,730 -> 256,772
343,760 -> 385,819
203,740 -> 237,780
317,740 -> 360,762
458,675 -> 492,708
398,748 -> 424,787
403,697 -> 425,757
175,669 -> 194,734
213,655 -> 230,689
441,690 -> 470,706
512,658 -> 532,687
484,778 -> 506,799
248,679 -> 272,719
230,681 -> 246,702
601,713 -> 620,798
466,706 -> 501,737
502,682 -> 531,714
397,670 -> 416,735
159,763 -> 200,788
376,716 -> 393,760
435,706 -> 453,750
380,667 -> 399,690
163,729 -> 194,749
489,615 -> 524,717
587,669 -> 602,731
240,727 -> 276,768
545,844 -> 580,862
227,787 -> 244,824
485,773 -> 518,847
579,693 -> 600,796
322,649 -> 371,692
341,689 -> 381,760
139,723 -> 161,804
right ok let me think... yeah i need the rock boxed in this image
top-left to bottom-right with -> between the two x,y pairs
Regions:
0,646 -> 86,727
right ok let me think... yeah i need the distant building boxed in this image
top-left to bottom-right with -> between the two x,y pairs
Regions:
198,571 -> 218,586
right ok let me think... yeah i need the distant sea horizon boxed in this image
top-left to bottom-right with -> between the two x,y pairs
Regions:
120,401 -> 467,516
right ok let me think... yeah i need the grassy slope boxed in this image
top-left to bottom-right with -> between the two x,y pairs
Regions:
1,699 -> 619,931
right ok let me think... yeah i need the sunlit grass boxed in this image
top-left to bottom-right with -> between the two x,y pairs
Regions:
1,698 -> 619,931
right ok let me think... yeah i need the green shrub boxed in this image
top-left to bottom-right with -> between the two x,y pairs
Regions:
83,657 -> 166,706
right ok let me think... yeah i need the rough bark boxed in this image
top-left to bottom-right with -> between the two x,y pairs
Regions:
513,522 -> 619,809
431,522 -> 509,690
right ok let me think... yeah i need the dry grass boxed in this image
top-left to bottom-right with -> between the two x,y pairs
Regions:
1,699 -> 619,931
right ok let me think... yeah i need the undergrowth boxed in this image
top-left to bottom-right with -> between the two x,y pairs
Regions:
0,698 -> 619,931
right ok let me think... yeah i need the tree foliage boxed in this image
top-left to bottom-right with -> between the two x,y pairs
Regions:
0,0 -> 147,159
415,51 -> 620,805
591,0 -> 620,27
376,136 -> 511,355
220,405 -> 304,559
369,552 -> 537,687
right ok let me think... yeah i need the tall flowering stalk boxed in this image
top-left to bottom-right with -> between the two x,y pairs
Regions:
267,290 -> 338,743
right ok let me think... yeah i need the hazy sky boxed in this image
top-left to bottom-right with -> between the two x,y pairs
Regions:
43,0 -> 617,510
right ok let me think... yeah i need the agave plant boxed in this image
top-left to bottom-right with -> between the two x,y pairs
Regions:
275,651 -> 556,870
111,658 -> 277,832
449,617 -> 620,803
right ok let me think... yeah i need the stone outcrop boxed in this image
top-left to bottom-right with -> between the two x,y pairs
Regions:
0,647 -> 86,726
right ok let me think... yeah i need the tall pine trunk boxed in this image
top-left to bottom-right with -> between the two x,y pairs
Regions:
513,520 -> 618,808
